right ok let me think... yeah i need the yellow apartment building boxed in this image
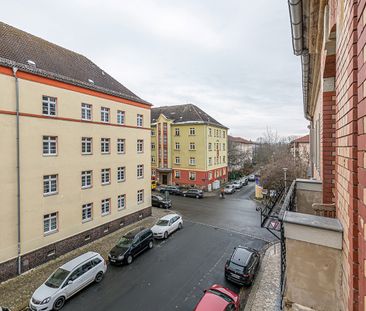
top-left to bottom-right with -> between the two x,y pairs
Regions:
151,104 -> 228,191
0,22 -> 151,281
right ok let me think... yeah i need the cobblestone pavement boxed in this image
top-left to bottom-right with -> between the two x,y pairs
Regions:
0,208 -> 171,311
242,243 -> 281,311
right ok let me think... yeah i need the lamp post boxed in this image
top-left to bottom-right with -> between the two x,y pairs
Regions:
283,168 -> 288,196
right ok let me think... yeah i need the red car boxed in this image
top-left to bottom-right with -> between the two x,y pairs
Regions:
194,284 -> 240,311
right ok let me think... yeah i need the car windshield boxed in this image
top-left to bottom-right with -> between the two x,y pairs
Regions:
156,219 -> 169,226
116,236 -> 134,247
207,289 -> 234,303
228,261 -> 244,272
155,195 -> 164,200
45,268 -> 70,288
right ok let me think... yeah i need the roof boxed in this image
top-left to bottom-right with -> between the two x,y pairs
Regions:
292,134 -> 310,144
228,135 -> 254,144
151,104 -> 227,129
0,22 -> 150,106
124,227 -> 147,238
160,214 -> 179,220
61,251 -> 99,271
231,247 -> 252,266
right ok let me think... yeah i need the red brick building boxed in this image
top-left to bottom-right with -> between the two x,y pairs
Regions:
288,0 -> 366,309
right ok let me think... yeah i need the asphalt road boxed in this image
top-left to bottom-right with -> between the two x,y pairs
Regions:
63,182 -> 272,311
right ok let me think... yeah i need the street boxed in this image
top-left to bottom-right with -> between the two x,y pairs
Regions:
63,183 -> 274,311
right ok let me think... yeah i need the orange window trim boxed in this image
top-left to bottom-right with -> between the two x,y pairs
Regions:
0,66 -> 151,110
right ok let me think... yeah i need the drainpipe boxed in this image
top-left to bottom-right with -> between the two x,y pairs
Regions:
13,67 -> 21,275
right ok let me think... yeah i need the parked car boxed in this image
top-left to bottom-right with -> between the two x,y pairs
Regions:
29,252 -> 106,311
248,174 -> 255,182
151,214 -> 183,239
108,227 -> 153,265
194,284 -> 240,311
182,188 -> 204,198
160,185 -> 184,195
225,246 -> 260,286
232,181 -> 242,189
224,184 -> 236,194
240,177 -> 248,186
151,194 -> 172,209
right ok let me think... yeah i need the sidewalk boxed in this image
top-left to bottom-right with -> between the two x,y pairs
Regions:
242,243 -> 281,311
0,208 -> 171,311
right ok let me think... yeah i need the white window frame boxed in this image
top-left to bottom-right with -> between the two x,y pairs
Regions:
101,107 -> 110,123
117,166 -> 126,182
137,139 -> 144,153
137,189 -> 144,204
189,128 -> 196,135
175,156 -> 180,164
117,110 -> 125,125
101,198 -> 111,216
137,164 -> 144,178
81,103 -> 92,120
189,142 -> 196,150
208,157 -> 212,166
101,138 -> 110,154
208,172 -> 213,180
137,114 -> 143,127
189,172 -> 196,181
208,143 -> 212,151
101,168 -> 111,185
81,170 -> 92,189
117,194 -> 126,210
175,170 -> 180,178
117,138 -> 125,154
82,137 -> 92,154
175,142 -> 180,150
151,129 -> 156,136
43,136 -> 57,155
152,156 -> 156,163
151,142 -> 156,150
43,174 -> 58,196
42,96 -> 57,116
44,212 -> 58,234
82,203 -> 93,222
175,128 -> 180,136
189,157 -> 196,165
209,128 -> 212,137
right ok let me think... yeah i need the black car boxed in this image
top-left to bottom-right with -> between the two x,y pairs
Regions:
108,227 -> 153,265
182,189 -> 203,198
159,185 -> 183,195
152,194 -> 172,209
225,246 -> 260,286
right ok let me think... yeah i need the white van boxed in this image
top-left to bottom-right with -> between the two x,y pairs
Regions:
29,251 -> 107,311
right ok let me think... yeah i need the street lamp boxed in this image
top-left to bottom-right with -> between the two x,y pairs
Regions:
283,168 -> 288,196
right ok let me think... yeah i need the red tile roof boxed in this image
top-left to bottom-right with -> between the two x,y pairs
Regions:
292,134 -> 310,143
228,135 -> 254,144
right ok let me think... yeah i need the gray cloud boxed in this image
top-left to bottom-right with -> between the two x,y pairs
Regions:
0,0 -> 308,140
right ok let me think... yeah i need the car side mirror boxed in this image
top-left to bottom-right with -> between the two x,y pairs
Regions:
67,280 -> 73,285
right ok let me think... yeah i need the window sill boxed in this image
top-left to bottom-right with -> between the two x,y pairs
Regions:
137,202 -> 144,205
117,180 -> 126,183
43,192 -> 58,197
44,229 -> 58,236
101,152 -> 111,155
43,154 -> 58,157
101,212 -> 111,217
81,118 -> 92,121
118,207 -> 126,211
82,153 -> 93,156
81,186 -> 92,190
137,176 -> 144,179
82,218 -> 92,223
101,182 -> 111,186
117,152 -> 126,155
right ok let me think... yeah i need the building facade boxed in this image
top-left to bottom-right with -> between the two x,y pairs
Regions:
290,134 -> 310,162
227,135 -> 255,172
151,104 -> 228,191
0,22 -> 151,282
288,1 -> 366,310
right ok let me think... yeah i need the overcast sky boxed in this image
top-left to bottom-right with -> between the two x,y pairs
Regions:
0,0 -> 308,140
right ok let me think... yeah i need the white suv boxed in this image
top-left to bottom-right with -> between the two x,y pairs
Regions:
29,251 -> 107,311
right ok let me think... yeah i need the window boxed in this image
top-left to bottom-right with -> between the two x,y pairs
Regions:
137,164 -> 144,178
44,212 -> 58,234
209,128 -> 212,136
117,167 -> 125,182
175,156 -> 180,164
189,157 -> 196,165
151,129 -> 155,136
81,103 -> 92,120
137,190 -> 144,204
137,114 -> 143,127
152,169 -> 156,176
101,138 -> 110,154
82,137 -> 92,154
223,131 -> 226,138
175,142 -> 180,150
223,156 -> 226,163
101,198 -> 111,215
208,157 -> 212,166
189,142 -> 196,150
81,170 -> 92,189
152,156 -> 156,163
151,142 -> 156,150
189,172 -> 196,180
118,194 -> 126,210
82,203 -> 92,222
117,110 -> 125,125
223,143 -> 226,151
101,107 -> 110,122
42,96 -> 57,116
43,136 -> 57,155
137,139 -> 144,153
175,170 -> 180,178
101,168 -> 110,185
175,128 -> 180,136
189,128 -> 196,135
117,138 -> 125,154
43,175 -> 57,195
208,143 -> 212,151
223,167 -> 226,175
208,172 -> 213,180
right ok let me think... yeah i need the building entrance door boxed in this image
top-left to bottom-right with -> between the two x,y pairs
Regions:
162,174 -> 168,185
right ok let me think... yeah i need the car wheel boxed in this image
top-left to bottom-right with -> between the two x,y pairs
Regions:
53,296 -> 66,310
183,194 -> 186,197
164,231 -> 168,239
127,255 -> 133,265
95,271 -> 104,283
196,195 -> 199,199
159,204 -> 163,208
148,241 -> 153,249
178,222 -> 183,230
